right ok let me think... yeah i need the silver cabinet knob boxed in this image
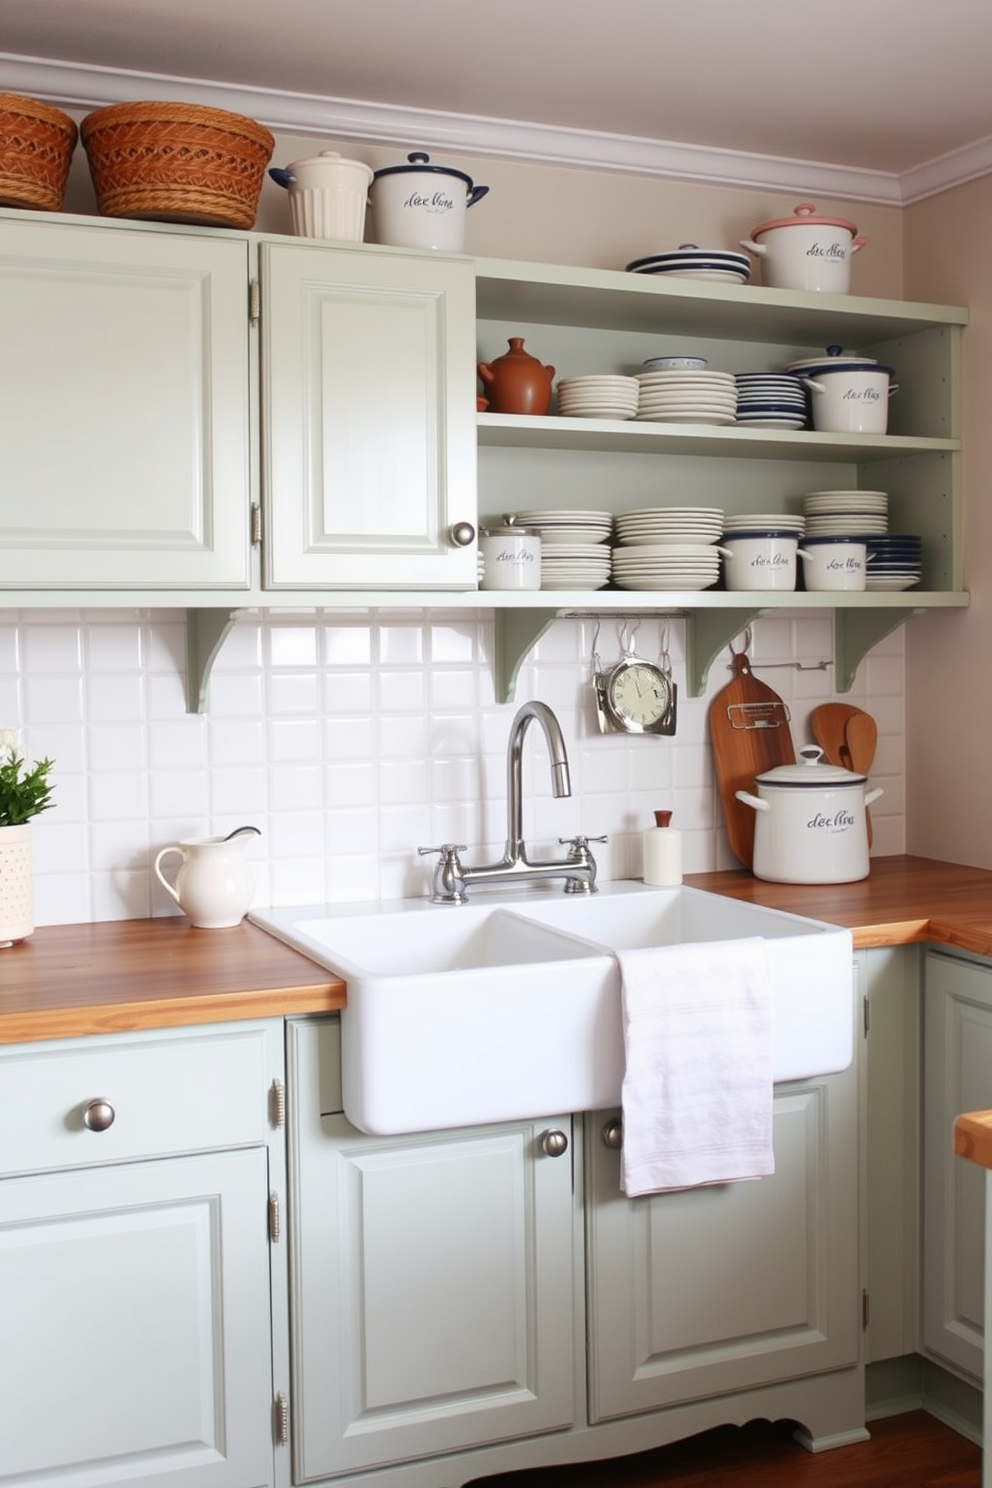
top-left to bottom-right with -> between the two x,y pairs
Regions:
602,1118 -> 623,1150
82,1098 -> 116,1132
542,1129 -> 569,1157
449,522 -> 476,548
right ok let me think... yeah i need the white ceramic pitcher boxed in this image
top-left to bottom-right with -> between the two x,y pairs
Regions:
154,830 -> 258,928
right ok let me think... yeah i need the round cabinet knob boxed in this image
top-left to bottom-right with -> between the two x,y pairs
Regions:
82,1098 -> 116,1132
542,1129 -> 569,1158
602,1118 -> 623,1150
449,522 -> 476,548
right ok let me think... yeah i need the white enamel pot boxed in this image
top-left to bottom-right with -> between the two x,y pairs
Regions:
740,203 -> 867,293
369,151 -> 489,251
798,537 -> 867,591
802,364 -> 898,434
722,531 -> 798,591
735,746 -> 883,884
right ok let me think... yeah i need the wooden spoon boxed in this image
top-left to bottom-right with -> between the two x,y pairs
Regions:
843,711 -> 879,846
810,702 -> 859,768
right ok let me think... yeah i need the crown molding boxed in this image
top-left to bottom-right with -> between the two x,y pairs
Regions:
1,50 -> 986,207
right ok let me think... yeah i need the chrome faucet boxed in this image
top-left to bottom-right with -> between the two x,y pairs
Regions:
419,701 -> 606,904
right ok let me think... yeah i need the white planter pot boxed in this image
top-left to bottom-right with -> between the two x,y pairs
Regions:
269,150 -> 373,242
0,822 -> 33,945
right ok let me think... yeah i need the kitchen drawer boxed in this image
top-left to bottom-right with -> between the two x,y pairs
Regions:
0,1019 -> 284,1177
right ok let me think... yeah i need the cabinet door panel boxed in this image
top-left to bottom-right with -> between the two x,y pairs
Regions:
923,950 -> 992,1380
290,1114 -> 573,1479
586,1070 -> 859,1421
0,218 -> 250,589
262,243 -> 477,589
0,1146 -> 273,1487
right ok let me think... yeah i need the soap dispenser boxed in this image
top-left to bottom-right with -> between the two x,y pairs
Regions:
642,810 -> 682,887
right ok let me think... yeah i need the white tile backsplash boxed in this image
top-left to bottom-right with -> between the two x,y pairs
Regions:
1,606 -> 904,925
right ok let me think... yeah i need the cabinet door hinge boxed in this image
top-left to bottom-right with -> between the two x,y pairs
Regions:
268,1190 -> 281,1244
863,993 -> 871,1038
251,502 -> 263,547
249,278 -> 261,326
270,1077 -> 285,1128
274,1391 -> 289,1447
862,1287 -> 870,1330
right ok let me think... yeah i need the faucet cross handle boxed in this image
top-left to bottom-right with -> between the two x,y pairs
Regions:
558,834 -> 609,852
418,844 -> 469,905
558,834 -> 608,895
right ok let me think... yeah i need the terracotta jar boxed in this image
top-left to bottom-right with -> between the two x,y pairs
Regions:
477,337 -> 555,415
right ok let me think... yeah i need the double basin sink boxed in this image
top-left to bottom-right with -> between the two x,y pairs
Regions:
251,882 -> 853,1135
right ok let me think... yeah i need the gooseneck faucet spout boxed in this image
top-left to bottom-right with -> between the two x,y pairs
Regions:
418,701 -> 606,903
505,700 -> 571,861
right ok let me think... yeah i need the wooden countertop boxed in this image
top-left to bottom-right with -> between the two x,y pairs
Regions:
685,853 -> 992,955
0,916 -> 344,1045
5,853 -> 992,1046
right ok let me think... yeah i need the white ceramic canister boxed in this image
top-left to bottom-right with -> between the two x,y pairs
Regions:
369,151 -> 489,252
268,151 -> 374,242
802,363 -> 898,434
735,747 -> 884,885
154,833 -> 257,928
740,203 -> 867,293
642,810 -> 682,886
798,536 -> 867,591
722,530 -> 798,591
480,524 -> 541,591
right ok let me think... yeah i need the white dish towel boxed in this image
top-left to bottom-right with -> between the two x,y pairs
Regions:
618,937 -> 774,1197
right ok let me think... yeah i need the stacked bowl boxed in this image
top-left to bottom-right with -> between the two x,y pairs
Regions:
733,372 -> 808,429
625,246 -> 751,284
864,534 -> 923,591
612,506 -> 725,590
557,374 -> 639,420
636,368 -> 737,424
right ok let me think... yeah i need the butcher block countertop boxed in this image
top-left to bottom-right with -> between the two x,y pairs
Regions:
2,853 -> 992,1047
0,916 -> 345,1046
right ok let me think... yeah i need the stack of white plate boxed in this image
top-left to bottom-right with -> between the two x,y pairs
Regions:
722,512 -> 805,536
557,375 -> 639,420
803,489 -> 889,536
611,542 -> 723,591
636,370 -> 737,425
511,508 -> 614,545
540,544 -> 613,590
625,247 -> 751,284
734,372 -> 809,429
615,506 -> 724,545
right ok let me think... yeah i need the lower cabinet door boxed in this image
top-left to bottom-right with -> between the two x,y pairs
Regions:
0,1147 -> 274,1488
585,1065 -> 859,1422
290,1114 -> 575,1481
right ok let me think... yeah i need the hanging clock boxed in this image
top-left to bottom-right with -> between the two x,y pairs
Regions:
594,655 -> 677,736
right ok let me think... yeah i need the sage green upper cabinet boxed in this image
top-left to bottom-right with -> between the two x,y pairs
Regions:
260,242 -> 478,590
0,215 -> 251,590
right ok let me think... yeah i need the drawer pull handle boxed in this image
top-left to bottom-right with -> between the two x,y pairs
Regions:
82,1098 -> 116,1132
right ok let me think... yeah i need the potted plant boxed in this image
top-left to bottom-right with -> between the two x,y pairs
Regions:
0,728 -> 55,945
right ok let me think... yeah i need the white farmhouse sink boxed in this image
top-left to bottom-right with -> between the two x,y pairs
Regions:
251,882 -> 853,1135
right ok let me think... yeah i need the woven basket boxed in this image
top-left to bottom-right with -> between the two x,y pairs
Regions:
80,101 -> 275,229
0,93 -> 78,211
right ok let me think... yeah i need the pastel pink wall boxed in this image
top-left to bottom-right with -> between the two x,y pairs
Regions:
904,178 -> 992,865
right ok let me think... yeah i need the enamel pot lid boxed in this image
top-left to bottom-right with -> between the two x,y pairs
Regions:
754,745 -> 867,787
749,202 -> 860,239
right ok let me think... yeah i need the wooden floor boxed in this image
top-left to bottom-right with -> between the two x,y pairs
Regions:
471,1411 -> 981,1487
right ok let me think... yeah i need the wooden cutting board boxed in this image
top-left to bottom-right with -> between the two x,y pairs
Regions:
810,702 -> 879,846
709,647 -> 795,868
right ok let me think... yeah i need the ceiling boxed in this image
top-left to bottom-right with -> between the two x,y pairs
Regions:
4,0 -> 992,201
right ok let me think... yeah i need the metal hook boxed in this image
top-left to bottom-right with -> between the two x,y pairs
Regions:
729,625 -> 753,659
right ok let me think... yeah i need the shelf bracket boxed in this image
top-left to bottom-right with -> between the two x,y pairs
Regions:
832,607 -> 924,693
185,608 -> 245,714
494,609 -> 560,702
684,608 -> 768,697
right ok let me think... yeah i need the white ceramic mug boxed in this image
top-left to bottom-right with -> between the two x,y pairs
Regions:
154,833 -> 257,928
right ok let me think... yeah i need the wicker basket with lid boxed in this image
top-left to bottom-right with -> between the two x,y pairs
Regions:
0,93 -> 79,211
80,101 -> 275,228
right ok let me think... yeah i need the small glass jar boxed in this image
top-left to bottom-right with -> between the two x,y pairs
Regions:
480,524 -> 542,591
